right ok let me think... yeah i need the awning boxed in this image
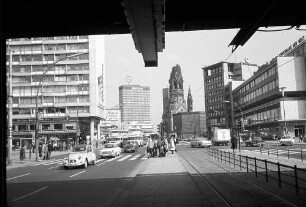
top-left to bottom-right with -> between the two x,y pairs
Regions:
50,137 -> 60,141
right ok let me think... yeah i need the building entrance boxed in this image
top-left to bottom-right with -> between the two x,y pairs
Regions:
294,125 -> 304,137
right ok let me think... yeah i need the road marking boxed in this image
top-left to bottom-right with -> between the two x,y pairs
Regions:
96,160 -> 107,167
12,186 -> 48,202
42,160 -> 63,166
69,170 -> 86,178
95,159 -> 106,163
117,155 -> 132,161
7,173 -> 31,181
48,165 -> 61,169
129,154 -> 142,160
141,155 -> 149,160
105,155 -> 123,162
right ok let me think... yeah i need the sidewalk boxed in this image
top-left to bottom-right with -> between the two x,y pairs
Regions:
6,149 -> 71,170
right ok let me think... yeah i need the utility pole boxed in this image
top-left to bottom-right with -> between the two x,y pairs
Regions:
7,46 -> 13,165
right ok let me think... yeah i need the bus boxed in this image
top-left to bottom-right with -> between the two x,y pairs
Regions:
107,129 -> 129,145
127,129 -> 144,146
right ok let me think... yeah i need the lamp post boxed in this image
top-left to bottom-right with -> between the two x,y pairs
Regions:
224,100 -> 243,152
34,52 -> 86,161
279,87 -> 287,135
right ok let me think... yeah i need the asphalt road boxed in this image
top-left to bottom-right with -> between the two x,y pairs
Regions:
6,144 -> 306,207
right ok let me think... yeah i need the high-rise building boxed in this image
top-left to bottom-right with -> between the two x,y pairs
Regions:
119,85 -> 151,123
202,61 -> 258,138
6,35 -> 105,147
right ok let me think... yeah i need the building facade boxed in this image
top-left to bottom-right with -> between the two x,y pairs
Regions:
6,35 -> 105,148
119,85 -> 151,123
229,36 -> 306,138
202,61 -> 258,138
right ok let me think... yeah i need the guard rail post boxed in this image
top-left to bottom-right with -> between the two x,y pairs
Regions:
277,162 -> 281,188
267,144 -> 269,156
294,165 -> 299,195
277,145 -> 279,158
300,146 -> 303,162
255,157 -> 258,178
246,156 -> 249,173
265,159 -> 268,182
239,154 -> 242,170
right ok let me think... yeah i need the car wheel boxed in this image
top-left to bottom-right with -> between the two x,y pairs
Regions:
64,166 -> 68,170
83,159 -> 88,168
92,159 -> 96,165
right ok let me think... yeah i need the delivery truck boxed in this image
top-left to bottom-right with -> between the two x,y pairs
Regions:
212,129 -> 231,146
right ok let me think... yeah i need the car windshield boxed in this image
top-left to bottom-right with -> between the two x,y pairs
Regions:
105,144 -> 115,148
73,146 -> 86,152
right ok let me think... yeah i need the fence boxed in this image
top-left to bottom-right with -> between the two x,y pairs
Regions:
258,143 -> 306,162
207,147 -> 306,195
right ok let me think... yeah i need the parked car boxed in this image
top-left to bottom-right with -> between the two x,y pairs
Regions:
63,144 -> 96,169
123,141 -> 138,153
245,136 -> 264,147
99,143 -> 121,158
190,138 -> 212,148
279,136 -> 295,146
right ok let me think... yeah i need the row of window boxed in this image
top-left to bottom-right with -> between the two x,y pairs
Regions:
13,84 -> 89,95
207,96 -> 224,104
10,53 -> 89,62
8,43 -> 89,53
12,64 -> 89,73
206,89 -> 223,97
206,82 -> 224,90
207,117 -> 226,125
12,106 -> 89,116
205,75 -> 223,84
15,95 -> 90,104
239,108 -> 281,126
13,74 -> 89,83
237,79 -> 278,105
207,66 -> 223,76
238,65 -> 277,95
207,110 -> 224,117
9,36 -> 88,42
207,103 -> 225,110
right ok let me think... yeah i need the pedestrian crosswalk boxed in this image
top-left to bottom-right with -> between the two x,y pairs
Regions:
32,153 -> 149,167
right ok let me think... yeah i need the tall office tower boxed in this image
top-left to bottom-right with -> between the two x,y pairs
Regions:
202,61 -> 258,137
119,85 -> 151,123
6,35 -> 105,147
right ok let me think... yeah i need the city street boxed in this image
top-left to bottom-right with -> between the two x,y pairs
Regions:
6,144 -> 306,207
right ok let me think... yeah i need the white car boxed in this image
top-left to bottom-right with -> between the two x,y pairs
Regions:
63,144 -> 96,169
99,143 -> 121,158
279,136 -> 295,146
190,138 -> 212,148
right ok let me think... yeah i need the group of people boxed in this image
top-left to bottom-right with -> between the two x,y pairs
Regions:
38,142 -> 53,161
146,135 -> 177,158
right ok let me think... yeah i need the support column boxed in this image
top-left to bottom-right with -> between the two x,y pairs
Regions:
90,119 -> 94,145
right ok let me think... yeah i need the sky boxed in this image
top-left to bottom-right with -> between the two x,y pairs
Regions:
105,28 -> 306,129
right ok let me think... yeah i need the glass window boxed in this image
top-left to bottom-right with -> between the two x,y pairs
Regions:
55,75 -> 66,82
55,97 -> 66,103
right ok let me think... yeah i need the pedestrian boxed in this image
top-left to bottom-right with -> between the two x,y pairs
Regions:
19,144 -> 26,163
63,142 -> 66,151
169,137 -> 176,154
48,141 -> 53,160
299,134 -> 303,142
38,143 -> 43,161
157,138 -> 162,157
231,135 -> 237,154
147,136 -> 153,157
43,143 -> 48,160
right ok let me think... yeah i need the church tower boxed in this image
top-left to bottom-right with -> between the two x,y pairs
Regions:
187,86 -> 193,112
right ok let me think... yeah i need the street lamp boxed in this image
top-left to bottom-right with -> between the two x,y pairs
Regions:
279,87 -> 287,135
224,100 -> 243,152
34,52 -> 87,161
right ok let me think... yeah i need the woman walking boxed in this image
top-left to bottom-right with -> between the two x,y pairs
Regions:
169,137 -> 176,154
19,144 -> 26,163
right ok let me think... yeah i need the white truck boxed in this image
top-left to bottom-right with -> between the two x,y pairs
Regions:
212,129 -> 231,146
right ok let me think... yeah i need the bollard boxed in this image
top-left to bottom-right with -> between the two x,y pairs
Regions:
294,165 -> 299,195
255,157 -> 258,177
267,144 -> 269,156
300,147 -> 303,162
277,162 -> 281,188
29,149 -> 31,159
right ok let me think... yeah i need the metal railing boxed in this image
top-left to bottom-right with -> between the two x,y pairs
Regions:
259,143 -> 306,162
207,147 -> 306,195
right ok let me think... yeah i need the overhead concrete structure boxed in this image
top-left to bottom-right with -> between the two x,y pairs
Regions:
2,0 -> 306,67
122,0 -> 165,67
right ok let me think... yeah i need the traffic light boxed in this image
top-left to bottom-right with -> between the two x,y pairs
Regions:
237,120 -> 242,129
157,124 -> 160,133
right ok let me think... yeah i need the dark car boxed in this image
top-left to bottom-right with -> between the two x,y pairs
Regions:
245,136 -> 264,147
123,143 -> 137,153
